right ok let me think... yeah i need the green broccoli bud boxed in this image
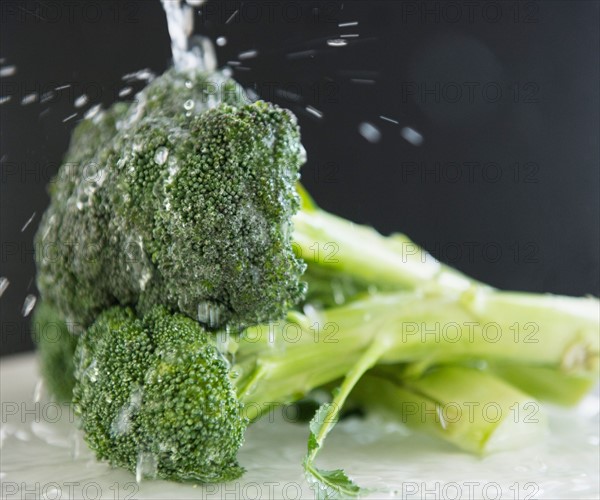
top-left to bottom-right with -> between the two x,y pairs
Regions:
73,306 -> 245,483
36,68 -> 305,330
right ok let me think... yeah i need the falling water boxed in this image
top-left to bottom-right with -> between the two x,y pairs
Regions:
161,0 -> 217,72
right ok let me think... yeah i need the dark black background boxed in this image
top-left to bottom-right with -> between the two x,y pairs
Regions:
1,0 -> 599,356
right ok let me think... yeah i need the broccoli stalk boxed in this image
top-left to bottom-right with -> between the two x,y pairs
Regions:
352,365 -> 547,455
294,185 -> 475,301
483,363 -> 599,406
288,291 -> 598,496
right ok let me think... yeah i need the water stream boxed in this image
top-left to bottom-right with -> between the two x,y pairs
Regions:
161,0 -> 216,73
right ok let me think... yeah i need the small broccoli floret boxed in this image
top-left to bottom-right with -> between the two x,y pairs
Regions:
32,302 -> 79,402
73,306 -> 246,482
36,68 -> 306,330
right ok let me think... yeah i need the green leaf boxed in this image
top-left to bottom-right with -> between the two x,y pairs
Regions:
305,463 -> 364,499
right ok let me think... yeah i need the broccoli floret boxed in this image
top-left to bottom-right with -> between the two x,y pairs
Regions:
73,306 -> 245,482
36,68 -> 305,330
32,302 -> 79,402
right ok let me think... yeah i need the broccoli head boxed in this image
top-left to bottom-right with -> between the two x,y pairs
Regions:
35,68 -> 306,331
73,305 -> 246,483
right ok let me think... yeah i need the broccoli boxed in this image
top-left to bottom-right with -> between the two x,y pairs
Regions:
73,306 -> 245,483
33,67 -> 599,497
352,365 -> 548,455
68,289 -> 598,492
36,69 -> 305,331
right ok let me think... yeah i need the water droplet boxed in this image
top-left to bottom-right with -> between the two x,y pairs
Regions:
327,39 -> 347,47
122,68 -> 155,82
22,294 -> 37,317
136,452 -> 158,483
358,122 -> 382,143
84,104 -> 102,120
305,105 -> 323,119
0,277 -> 9,298
239,49 -> 258,60
197,301 -> 223,328
21,212 -> 36,232
85,360 -> 98,382
154,147 -> 169,165
0,65 -> 17,77
379,115 -> 399,125
32,379 -> 44,403
74,94 -> 88,108
400,126 -> 424,146
183,99 -> 194,111
119,86 -> 133,97
21,93 -> 37,105
40,91 -> 55,104
138,269 -> 152,291
245,87 -> 260,102
216,36 -> 227,47
62,113 -> 78,123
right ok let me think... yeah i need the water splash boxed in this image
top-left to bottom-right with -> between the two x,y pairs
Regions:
379,115 -> 399,124
0,65 -> 16,77
197,301 -> 223,329
21,93 -> 37,105
327,39 -> 348,47
84,104 -> 102,120
400,126 -> 424,146
21,212 -> 36,232
136,452 -> 158,483
358,122 -> 381,143
305,105 -> 323,119
22,294 -> 37,317
161,0 -> 216,72
62,113 -> 77,123
74,95 -> 88,108
154,146 -> 169,165
239,50 -> 258,60
0,277 -> 9,298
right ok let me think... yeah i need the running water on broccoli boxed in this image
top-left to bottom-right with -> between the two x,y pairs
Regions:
32,13 -> 599,500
